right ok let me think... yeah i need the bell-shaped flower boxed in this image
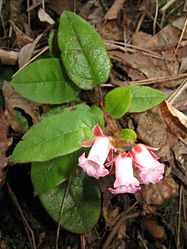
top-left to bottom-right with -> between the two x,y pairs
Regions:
78,124 -> 114,179
131,144 -> 165,185
108,153 -> 140,194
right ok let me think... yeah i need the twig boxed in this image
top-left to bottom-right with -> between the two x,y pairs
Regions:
27,2 -> 41,12
74,0 -> 77,13
153,0 -> 159,35
177,185 -> 183,249
41,0 -> 45,10
167,78 -> 187,104
102,212 -> 140,249
183,187 -> 187,223
135,11 -> 146,32
160,0 -> 178,14
183,0 -> 187,11
27,0 -> 31,28
160,11 -> 166,28
137,232 -> 149,249
80,234 -> 86,249
7,183 -> 37,249
145,11 -> 162,31
178,137 -> 187,146
174,18 -> 187,56
102,201 -> 139,249
114,73 -> 187,86
55,176 -> 72,249
167,1 -> 184,16
105,40 -> 167,60
0,1 -> 6,37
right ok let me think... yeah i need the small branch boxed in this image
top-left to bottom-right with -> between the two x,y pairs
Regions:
167,78 -> 187,104
153,0 -> 159,35
114,73 -> 187,87
177,185 -> 183,249
102,212 -> 140,249
7,183 -> 36,249
102,201 -> 139,249
174,18 -> 187,56
80,234 -> 86,249
135,11 -> 146,33
160,0 -> 178,14
183,0 -> 187,11
105,40 -> 167,60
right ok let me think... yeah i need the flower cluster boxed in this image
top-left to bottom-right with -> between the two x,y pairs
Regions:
78,124 -> 165,194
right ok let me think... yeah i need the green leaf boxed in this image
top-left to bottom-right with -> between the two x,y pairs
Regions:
11,107 -> 104,163
15,109 -> 29,133
105,87 -> 132,119
11,58 -> 79,104
48,29 -> 61,58
128,86 -> 167,113
89,106 -> 105,129
58,11 -> 111,90
40,172 -> 101,234
31,151 -> 81,195
43,103 -> 89,118
118,129 -> 137,143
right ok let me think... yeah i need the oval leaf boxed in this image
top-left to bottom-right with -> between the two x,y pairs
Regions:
105,87 -> 132,119
40,172 -> 101,234
128,86 -> 167,113
31,151 -> 81,195
11,107 -> 104,163
48,29 -> 61,58
11,58 -> 79,104
58,11 -> 111,89
118,129 -> 137,143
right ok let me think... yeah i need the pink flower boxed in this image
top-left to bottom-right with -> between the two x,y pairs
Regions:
78,124 -> 114,179
108,153 -> 140,194
131,144 -> 165,185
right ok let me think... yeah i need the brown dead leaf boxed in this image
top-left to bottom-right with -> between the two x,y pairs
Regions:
179,57 -> 187,73
48,0 -> 74,15
104,0 -> 125,20
109,21 -> 186,88
142,24 -> 180,50
18,33 -> 43,68
169,14 -> 187,39
10,21 -> 33,47
0,107 -> 12,184
143,217 -> 167,241
97,0 -> 127,41
172,141 -> 187,186
2,81 -> 39,133
98,20 -> 124,41
160,102 -> 187,139
38,8 -> 55,25
10,0 -> 22,24
165,101 -> 187,128
132,106 -> 177,161
132,31 -> 152,47
79,0 -> 104,26
107,44 -> 179,82
136,176 -> 177,206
